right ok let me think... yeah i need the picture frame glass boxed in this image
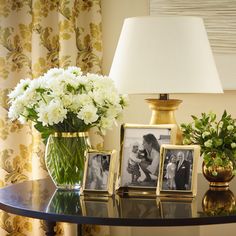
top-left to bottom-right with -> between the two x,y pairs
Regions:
120,125 -> 176,189
84,152 -> 111,191
158,144 -> 200,197
160,148 -> 194,192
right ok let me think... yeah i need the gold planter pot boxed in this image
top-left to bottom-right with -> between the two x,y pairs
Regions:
202,161 -> 234,189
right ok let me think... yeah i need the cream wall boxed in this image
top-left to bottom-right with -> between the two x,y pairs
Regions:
101,0 -> 236,235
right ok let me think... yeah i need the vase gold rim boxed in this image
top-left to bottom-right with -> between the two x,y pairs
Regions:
53,132 -> 89,138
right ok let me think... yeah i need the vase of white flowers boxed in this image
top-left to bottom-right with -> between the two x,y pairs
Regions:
8,66 -> 128,190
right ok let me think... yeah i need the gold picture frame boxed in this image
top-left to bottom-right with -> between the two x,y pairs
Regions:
157,144 -> 200,197
81,149 -> 117,197
116,124 -> 177,196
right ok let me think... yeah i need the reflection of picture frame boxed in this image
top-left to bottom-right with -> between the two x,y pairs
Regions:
81,150 -> 117,196
160,198 -> 196,218
157,145 -> 200,197
116,124 -> 177,195
116,195 -> 161,218
80,196 -> 115,217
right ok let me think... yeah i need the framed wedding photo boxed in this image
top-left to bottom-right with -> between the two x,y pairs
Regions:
157,145 -> 200,197
81,150 -> 117,196
116,124 -> 177,195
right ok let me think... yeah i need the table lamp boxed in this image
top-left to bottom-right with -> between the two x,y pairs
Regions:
109,16 -> 223,143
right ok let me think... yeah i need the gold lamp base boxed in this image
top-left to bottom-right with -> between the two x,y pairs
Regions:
145,98 -> 183,144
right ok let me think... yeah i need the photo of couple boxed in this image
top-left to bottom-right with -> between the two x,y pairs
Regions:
161,150 -> 193,191
120,126 -> 172,188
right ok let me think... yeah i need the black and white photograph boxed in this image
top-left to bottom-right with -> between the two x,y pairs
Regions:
84,152 -> 110,191
158,145 -> 200,197
119,124 -> 177,191
82,150 -> 117,195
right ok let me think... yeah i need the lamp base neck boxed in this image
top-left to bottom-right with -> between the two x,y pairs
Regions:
145,98 -> 183,144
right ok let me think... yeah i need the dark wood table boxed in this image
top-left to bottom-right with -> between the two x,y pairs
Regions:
0,174 -> 235,235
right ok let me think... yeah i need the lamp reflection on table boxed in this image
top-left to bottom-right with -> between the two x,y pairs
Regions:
202,188 -> 236,216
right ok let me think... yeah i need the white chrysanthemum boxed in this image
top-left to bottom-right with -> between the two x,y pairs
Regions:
44,68 -> 64,79
37,100 -> 67,126
61,94 -> 73,108
77,76 -> 93,92
78,94 -> 93,106
21,79 -> 49,107
106,105 -> 122,118
66,66 -> 83,76
61,93 -> 91,112
8,97 -> 25,120
105,91 -> 121,105
8,78 -> 31,99
90,75 -> 114,91
77,104 -> 98,125
99,116 -> 115,134
28,76 -> 46,90
120,94 -> 129,107
88,91 -> 105,106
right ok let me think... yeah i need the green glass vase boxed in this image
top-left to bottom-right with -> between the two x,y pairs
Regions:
45,132 -> 90,190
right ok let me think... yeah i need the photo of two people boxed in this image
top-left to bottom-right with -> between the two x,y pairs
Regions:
161,150 -> 193,191
120,126 -> 175,189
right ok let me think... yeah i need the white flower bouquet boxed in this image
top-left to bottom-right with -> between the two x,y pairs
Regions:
8,66 -> 128,189
8,66 -> 128,141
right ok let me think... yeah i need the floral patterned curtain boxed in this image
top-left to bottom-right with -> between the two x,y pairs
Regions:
0,0 -> 108,235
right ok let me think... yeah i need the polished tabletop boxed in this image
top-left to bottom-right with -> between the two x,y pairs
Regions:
0,174 -> 235,226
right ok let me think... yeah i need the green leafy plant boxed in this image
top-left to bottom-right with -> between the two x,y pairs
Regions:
181,111 -> 236,175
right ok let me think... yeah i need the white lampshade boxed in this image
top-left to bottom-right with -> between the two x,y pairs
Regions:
109,16 -> 223,94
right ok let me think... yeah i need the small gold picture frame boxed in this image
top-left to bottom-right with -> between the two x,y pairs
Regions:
157,144 -> 200,197
81,149 -> 117,196
116,124 -> 177,196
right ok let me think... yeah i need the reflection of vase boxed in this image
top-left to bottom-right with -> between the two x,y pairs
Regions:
202,161 -> 234,188
202,189 -> 236,216
45,132 -> 90,190
47,189 -> 81,214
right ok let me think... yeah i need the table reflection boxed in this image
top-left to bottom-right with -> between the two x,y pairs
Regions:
46,188 -> 236,219
202,188 -> 236,216
160,199 -> 194,218
116,197 -> 161,218
47,189 -> 81,215
1,175 -> 236,227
